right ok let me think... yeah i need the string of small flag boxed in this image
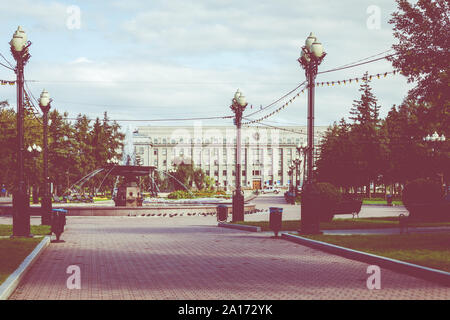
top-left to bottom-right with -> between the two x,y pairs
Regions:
242,84 -> 308,125
314,70 -> 398,87
0,80 -> 15,85
243,122 -> 305,135
243,70 -> 398,125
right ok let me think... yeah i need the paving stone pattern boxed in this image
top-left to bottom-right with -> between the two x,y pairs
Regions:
9,216 -> 449,300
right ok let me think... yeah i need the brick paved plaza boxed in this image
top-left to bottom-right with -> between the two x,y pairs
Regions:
8,214 -> 449,300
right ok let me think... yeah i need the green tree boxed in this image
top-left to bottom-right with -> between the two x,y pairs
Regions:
381,100 -> 449,187
47,110 -> 78,195
388,0 -> 450,135
0,100 -> 8,109
193,167 -> 206,190
0,105 -> 17,190
0,104 -> 43,193
0,105 -> 125,197
348,72 -> 384,196
171,160 -> 195,190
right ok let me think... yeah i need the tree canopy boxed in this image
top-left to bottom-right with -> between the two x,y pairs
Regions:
0,107 -> 124,195
388,0 -> 450,134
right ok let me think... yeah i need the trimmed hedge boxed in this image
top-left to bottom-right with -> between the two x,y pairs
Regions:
402,178 -> 447,221
167,190 -> 229,199
302,182 -> 342,222
167,190 -> 192,199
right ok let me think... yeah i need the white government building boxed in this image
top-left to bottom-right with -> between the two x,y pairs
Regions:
133,125 -> 327,190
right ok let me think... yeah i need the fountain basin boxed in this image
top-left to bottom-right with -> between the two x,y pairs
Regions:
0,202 -> 256,217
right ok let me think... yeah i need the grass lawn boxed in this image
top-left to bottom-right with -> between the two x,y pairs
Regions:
0,237 -> 45,285
93,197 -> 110,202
363,199 -> 403,205
234,217 -> 450,232
0,225 -> 51,237
301,233 -> 450,272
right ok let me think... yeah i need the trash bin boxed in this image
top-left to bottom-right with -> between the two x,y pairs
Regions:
217,205 -> 228,222
51,208 -> 67,243
386,194 -> 393,206
269,207 -> 283,237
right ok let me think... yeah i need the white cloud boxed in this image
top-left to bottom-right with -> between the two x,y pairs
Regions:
0,0 -> 412,128
69,57 -> 93,64
0,0 -> 68,31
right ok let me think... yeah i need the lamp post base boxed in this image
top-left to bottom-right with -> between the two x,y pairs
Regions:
41,196 -> 52,225
299,200 -> 321,235
232,192 -> 245,222
12,191 -> 31,237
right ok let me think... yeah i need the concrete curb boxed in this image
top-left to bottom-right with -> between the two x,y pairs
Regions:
0,235 -> 51,300
281,233 -> 450,287
218,222 -> 261,232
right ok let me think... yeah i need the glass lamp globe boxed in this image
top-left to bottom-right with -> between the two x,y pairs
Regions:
39,89 -> 50,107
10,28 -> 25,52
305,32 -> 316,49
234,89 -> 241,101
311,39 -> 324,58
238,94 -> 246,107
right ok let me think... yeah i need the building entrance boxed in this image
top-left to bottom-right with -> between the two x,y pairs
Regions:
252,179 -> 261,190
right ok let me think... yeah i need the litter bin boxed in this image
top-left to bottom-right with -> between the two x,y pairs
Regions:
269,207 -> 283,237
51,208 -> 67,243
217,205 -> 228,222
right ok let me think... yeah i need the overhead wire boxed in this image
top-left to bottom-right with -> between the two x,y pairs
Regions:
3,49 -> 401,126
0,61 -> 14,71
0,52 -> 14,69
318,54 -> 397,75
244,80 -> 307,118
243,119 -> 306,135
323,49 -> 394,71
62,115 -> 234,122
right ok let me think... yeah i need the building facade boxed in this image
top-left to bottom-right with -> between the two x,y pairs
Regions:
133,125 -> 327,190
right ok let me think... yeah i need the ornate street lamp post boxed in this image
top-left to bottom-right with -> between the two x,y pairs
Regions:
292,158 -> 302,195
298,32 -> 326,234
296,143 -> 308,189
288,164 -> 295,192
423,132 -> 447,192
298,32 -> 326,184
10,26 -> 32,237
230,89 -> 248,222
27,144 -> 42,204
39,89 -> 52,225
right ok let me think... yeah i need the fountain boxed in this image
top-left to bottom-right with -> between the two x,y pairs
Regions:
110,126 -> 156,207
0,127 -> 257,217
109,162 -> 155,207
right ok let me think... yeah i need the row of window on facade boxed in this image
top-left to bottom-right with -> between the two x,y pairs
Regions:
136,147 -> 308,158
142,136 -> 320,145
136,148 -> 310,165
198,169 -> 272,177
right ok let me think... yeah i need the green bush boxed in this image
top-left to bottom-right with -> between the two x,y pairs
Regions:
403,178 -> 443,207
167,189 -> 229,199
167,190 -> 192,199
403,178 -> 444,220
302,182 -> 342,222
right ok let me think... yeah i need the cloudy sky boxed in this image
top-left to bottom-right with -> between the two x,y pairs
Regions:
0,0 -> 413,129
